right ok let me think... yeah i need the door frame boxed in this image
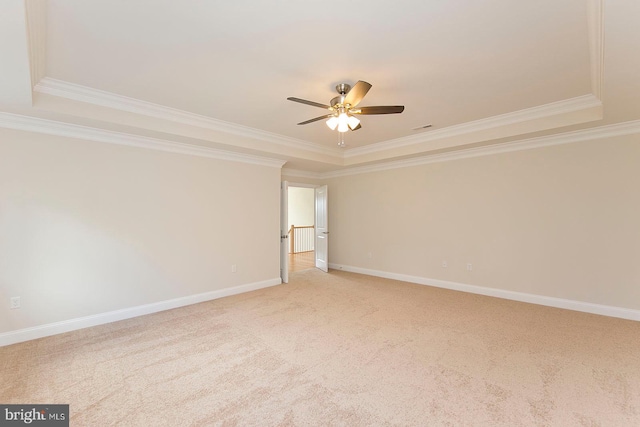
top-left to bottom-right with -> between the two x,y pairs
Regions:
280,182 -> 323,283
280,181 -> 289,284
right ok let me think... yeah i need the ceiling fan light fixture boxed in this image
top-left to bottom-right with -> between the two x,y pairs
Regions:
337,112 -> 350,132
347,115 -> 360,130
326,116 -> 339,130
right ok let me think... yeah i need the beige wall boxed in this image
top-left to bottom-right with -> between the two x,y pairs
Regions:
0,128 -> 281,333
2,127 -> 638,337
326,134 -> 640,310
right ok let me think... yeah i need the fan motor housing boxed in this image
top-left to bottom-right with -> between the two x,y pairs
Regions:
336,83 -> 351,94
331,83 -> 351,108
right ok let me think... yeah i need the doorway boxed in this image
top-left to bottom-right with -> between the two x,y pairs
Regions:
281,182 -> 329,283
287,186 -> 315,273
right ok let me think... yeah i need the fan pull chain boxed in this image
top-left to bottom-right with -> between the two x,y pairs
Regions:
338,132 -> 346,147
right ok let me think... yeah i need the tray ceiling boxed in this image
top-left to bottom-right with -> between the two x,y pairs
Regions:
1,0 -> 639,173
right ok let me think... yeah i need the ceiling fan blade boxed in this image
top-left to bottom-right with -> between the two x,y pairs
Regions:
350,123 -> 362,131
354,106 -> 405,115
287,97 -> 331,109
297,114 -> 333,125
343,81 -> 372,108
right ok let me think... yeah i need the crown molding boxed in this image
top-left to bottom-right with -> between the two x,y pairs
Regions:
281,168 -> 324,180
24,0 -> 46,89
2,114 -> 636,179
587,0 -> 605,100
33,77 -> 604,168
321,120 -> 640,179
343,94 -> 603,159
33,77 -> 341,157
0,112 -> 286,168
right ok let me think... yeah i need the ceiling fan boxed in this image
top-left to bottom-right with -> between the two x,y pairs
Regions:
287,81 -> 404,133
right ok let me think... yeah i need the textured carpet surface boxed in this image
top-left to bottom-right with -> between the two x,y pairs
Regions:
2,269 -> 640,426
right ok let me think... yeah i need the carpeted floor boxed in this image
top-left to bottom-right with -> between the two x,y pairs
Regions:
2,269 -> 640,426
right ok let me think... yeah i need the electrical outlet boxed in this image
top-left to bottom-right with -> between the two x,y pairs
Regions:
367,252 -> 372,259
442,261 -> 447,268
231,264 -> 237,273
466,263 -> 473,271
10,296 -> 20,309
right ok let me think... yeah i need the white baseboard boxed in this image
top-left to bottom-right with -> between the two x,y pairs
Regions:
0,277 -> 282,347
329,263 -> 640,322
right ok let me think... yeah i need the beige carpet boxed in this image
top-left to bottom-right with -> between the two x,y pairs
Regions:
2,269 -> 640,426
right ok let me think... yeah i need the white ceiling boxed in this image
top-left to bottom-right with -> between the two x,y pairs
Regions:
1,0 -> 639,173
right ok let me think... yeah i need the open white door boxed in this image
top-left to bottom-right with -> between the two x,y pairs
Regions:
314,185 -> 329,272
280,181 -> 289,283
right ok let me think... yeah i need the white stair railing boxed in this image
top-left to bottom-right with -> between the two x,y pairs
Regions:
288,225 -> 315,253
